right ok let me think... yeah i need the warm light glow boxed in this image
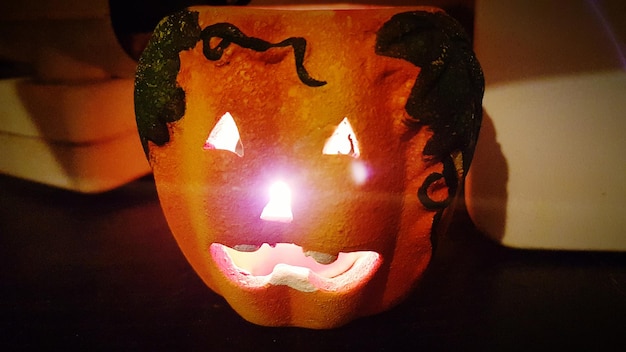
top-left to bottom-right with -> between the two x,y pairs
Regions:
225,243 -> 349,277
204,112 -> 244,157
212,243 -> 382,293
351,160 -> 369,185
323,117 -> 360,158
260,181 -> 293,223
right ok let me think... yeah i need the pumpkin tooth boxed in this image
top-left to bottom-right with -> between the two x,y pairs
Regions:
233,244 -> 260,252
304,250 -> 338,265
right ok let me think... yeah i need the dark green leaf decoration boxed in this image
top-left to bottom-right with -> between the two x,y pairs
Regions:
376,11 -> 484,174
134,10 -> 326,157
134,10 -> 202,156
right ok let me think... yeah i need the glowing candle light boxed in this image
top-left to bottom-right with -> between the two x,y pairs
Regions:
323,117 -> 360,158
204,112 -> 244,157
260,181 -> 293,223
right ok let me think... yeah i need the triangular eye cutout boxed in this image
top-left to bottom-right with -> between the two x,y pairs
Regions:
203,112 -> 244,157
322,117 -> 360,158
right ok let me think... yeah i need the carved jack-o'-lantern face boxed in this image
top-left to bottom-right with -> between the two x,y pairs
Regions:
135,6 -> 483,329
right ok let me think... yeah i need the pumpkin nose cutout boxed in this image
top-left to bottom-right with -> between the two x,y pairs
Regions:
260,181 -> 293,223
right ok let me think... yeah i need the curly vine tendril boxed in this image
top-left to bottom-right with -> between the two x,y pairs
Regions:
417,155 -> 458,211
200,23 -> 327,87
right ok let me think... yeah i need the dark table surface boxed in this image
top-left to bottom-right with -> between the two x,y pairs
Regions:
1,173 -> 625,351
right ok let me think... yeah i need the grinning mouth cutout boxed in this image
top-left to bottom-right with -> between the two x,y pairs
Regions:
210,243 -> 381,293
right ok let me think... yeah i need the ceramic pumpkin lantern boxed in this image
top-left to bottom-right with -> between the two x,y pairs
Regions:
135,6 -> 483,329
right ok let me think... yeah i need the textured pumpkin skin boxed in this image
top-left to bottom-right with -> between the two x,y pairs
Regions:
135,6 -> 483,329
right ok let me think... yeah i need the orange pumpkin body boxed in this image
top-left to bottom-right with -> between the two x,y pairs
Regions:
135,6 -> 483,328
